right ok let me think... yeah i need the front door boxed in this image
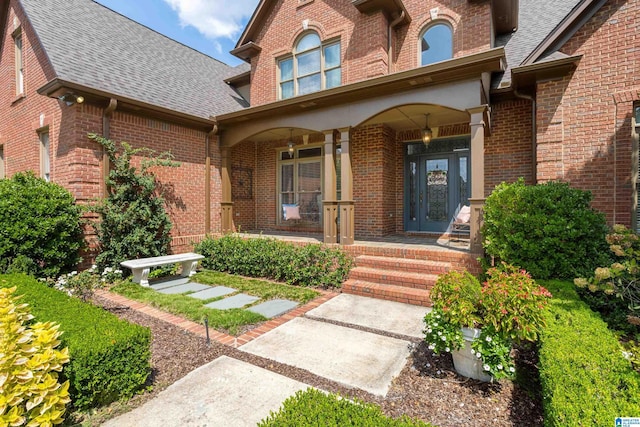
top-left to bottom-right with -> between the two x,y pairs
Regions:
405,138 -> 470,232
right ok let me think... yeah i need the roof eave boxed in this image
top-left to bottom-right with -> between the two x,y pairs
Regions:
351,0 -> 411,24
511,54 -> 583,89
492,0 -> 519,35
234,0 -> 271,49
217,47 -> 505,125
230,42 -> 262,63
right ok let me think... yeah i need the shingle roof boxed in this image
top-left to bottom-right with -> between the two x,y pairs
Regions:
494,0 -> 584,89
19,0 -> 248,120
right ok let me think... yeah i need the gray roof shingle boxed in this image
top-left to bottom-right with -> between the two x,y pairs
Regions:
20,0 -> 248,120
494,0 -> 584,89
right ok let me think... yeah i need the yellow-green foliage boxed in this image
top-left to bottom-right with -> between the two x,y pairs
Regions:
0,287 -> 70,427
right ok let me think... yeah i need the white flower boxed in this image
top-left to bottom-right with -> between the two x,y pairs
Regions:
437,331 -> 442,336
441,336 -> 446,341
436,314 -> 441,319
433,322 -> 438,327
497,364 -> 503,370
70,271 -> 77,275
476,353 -> 482,359
509,367 -> 515,373
101,278 -> 106,282
426,328 -> 432,333
428,344 -> 435,350
445,347 -> 450,352
483,364 -> 490,371
485,336 -> 492,342
470,349 -> 475,355
90,264 -> 97,271
114,269 -> 122,275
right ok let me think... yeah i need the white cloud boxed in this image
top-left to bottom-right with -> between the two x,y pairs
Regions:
163,0 -> 259,41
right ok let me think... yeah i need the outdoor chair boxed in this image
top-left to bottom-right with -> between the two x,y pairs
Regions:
449,204 -> 471,244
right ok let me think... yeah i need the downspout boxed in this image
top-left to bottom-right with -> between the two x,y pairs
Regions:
513,89 -> 536,183
388,11 -> 405,74
205,122 -> 218,235
102,98 -> 117,196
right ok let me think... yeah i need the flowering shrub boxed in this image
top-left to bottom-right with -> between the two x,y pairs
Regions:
43,265 -> 123,301
424,265 -> 552,380
575,224 -> 640,313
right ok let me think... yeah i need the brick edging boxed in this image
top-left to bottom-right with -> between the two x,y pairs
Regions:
94,289 -> 337,348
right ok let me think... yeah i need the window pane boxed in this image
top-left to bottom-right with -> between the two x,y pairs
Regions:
41,133 -> 50,182
298,147 -> 322,158
281,163 -> 293,192
280,58 -> 293,81
297,49 -> 320,76
296,33 -> 321,53
298,161 -> 321,192
281,81 -> 294,99
298,73 -> 321,95
421,24 -> 453,66
325,68 -> 341,89
324,43 -> 340,68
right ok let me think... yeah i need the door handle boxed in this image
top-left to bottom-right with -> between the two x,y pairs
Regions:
419,192 -> 424,204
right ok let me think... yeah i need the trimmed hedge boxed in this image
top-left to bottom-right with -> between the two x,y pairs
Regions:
258,388 -> 432,426
195,235 -> 353,288
0,274 -> 151,410
538,280 -> 640,426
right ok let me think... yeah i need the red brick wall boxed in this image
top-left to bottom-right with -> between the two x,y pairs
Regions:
535,0 -> 640,226
248,0 -> 492,106
485,99 -> 534,194
230,140 -> 257,230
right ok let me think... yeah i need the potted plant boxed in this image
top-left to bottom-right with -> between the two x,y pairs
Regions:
424,265 -> 551,381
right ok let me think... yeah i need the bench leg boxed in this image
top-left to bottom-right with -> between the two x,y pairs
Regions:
180,260 -> 199,278
132,267 -> 151,287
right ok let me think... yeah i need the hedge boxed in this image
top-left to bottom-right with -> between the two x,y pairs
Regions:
195,234 -> 353,288
0,274 -> 151,410
538,280 -> 640,426
258,388 -> 432,426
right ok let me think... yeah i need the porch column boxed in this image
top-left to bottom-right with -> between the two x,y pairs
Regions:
468,106 -> 488,254
220,145 -> 234,234
339,127 -> 355,245
322,130 -> 338,244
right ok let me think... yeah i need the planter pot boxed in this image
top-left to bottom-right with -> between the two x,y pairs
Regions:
451,327 -> 492,382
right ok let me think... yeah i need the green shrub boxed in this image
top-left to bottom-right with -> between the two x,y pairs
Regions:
482,179 -> 610,279
88,134 -> 179,271
0,286 -> 71,426
0,274 -> 151,410
538,280 -> 640,426
258,388 -> 432,427
195,235 -> 353,288
0,172 -> 84,278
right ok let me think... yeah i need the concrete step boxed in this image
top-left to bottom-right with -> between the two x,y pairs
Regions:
342,279 -> 431,307
348,266 -> 437,290
355,255 -> 451,274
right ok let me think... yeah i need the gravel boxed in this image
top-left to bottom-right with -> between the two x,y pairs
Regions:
77,295 -> 543,427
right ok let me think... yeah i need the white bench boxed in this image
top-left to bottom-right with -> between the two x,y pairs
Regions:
120,253 -> 205,287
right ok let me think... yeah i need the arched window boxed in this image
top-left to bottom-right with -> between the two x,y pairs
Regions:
420,23 -> 453,66
279,32 -> 341,99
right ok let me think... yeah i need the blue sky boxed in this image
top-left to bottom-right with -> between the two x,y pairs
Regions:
94,0 -> 260,66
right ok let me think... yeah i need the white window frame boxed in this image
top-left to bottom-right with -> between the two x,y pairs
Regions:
13,28 -> 23,96
278,32 -> 341,100
39,131 -> 50,182
277,145 -> 324,225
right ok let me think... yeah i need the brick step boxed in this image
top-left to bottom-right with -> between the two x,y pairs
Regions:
348,266 -> 437,290
342,279 -> 431,307
355,255 -> 452,274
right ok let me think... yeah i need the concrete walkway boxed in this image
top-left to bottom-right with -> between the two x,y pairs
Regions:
102,294 -> 429,426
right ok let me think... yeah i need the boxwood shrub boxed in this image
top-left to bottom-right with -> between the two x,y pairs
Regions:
195,235 -> 353,288
538,280 -> 640,426
0,274 -> 151,410
258,388 -> 432,426
482,179 -> 610,279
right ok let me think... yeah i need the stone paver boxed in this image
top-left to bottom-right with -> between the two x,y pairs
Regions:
101,356 -> 311,427
240,316 -> 411,396
205,293 -> 259,309
189,286 -> 237,300
158,282 -> 211,294
248,299 -> 299,318
306,293 -> 429,339
149,277 -> 190,290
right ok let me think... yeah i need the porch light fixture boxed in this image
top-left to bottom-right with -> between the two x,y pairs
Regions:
422,114 -> 433,146
58,93 -> 84,106
287,128 -> 295,153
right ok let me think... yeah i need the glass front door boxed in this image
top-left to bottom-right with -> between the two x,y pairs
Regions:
405,138 -> 470,232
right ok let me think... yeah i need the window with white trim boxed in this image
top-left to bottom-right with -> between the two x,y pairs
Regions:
420,23 -> 453,66
278,146 -> 323,224
279,32 -> 341,99
40,132 -> 50,182
14,28 -> 23,95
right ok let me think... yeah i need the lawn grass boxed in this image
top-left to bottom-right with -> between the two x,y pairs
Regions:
110,271 -> 321,335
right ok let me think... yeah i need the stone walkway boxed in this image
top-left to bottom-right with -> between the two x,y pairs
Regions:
99,290 -> 430,426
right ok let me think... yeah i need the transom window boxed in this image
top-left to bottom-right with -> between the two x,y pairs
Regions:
420,23 -> 453,66
279,146 -> 323,224
279,32 -> 341,99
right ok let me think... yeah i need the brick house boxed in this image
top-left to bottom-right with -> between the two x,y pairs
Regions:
1,0 -> 639,261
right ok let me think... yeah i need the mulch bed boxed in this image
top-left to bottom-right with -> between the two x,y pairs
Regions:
77,294 -> 543,427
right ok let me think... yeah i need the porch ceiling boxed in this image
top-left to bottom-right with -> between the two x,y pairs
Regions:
359,104 -> 469,131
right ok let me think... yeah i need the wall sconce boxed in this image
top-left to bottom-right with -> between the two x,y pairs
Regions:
422,114 -> 433,146
287,128 -> 295,153
58,93 -> 84,106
